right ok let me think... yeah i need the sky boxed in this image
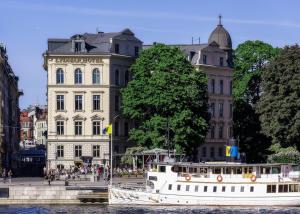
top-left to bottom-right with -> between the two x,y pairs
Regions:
1,0 -> 300,109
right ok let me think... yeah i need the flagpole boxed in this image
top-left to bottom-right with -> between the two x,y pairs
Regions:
110,126 -> 113,186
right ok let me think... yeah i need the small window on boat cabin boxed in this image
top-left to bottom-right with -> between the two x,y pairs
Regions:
213,186 -> 217,192
267,185 -> 276,193
204,186 -> 208,192
186,185 -> 190,192
250,186 -> 254,192
240,186 -> 245,192
213,167 -> 221,174
279,185 -> 288,193
177,185 -> 181,191
225,167 -> 231,174
159,166 -> 166,173
261,167 -> 271,174
149,176 -> 157,181
168,184 -> 172,190
231,186 -> 235,192
195,185 -> 199,192
222,186 -> 226,192
237,168 -> 242,174
272,167 -> 281,174
289,184 -> 299,192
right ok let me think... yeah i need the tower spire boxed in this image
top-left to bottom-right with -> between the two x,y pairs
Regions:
218,14 -> 222,25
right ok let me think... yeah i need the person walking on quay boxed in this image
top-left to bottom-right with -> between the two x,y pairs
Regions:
7,170 -> 12,183
2,168 -> 6,183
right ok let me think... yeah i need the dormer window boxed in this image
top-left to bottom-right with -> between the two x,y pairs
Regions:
115,44 -> 120,54
75,42 -> 82,52
134,46 -> 139,57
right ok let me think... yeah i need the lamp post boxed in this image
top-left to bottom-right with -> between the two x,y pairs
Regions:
110,114 -> 121,186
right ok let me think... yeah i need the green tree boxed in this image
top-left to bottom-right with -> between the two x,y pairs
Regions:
257,45 -> 300,150
121,44 -> 210,159
233,41 -> 279,162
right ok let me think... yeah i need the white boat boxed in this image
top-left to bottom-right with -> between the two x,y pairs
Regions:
109,162 -> 300,206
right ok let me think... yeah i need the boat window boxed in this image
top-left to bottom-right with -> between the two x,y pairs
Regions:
224,167 -> 231,174
159,166 -> 166,173
171,165 -> 179,172
231,186 -> 235,192
186,185 -> 190,191
149,176 -> 157,181
272,167 -> 281,174
237,168 -> 242,174
240,186 -> 244,192
222,186 -> 226,192
289,184 -> 299,192
213,186 -> 217,192
195,185 -> 199,192
168,184 -> 172,190
213,167 -> 222,174
183,167 -> 187,173
204,186 -> 208,192
200,168 -> 208,174
248,167 -> 253,173
267,185 -> 276,193
250,186 -> 254,192
177,185 -> 181,191
279,184 -> 288,193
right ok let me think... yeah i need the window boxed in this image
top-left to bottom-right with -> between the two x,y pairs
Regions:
218,147 -> 223,157
229,104 -> 233,118
190,51 -> 195,61
229,126 -> 233,138
75,42 -> 82,52
210,126 -> 215,139
231,186 -> 235,192
186,185 -> 190,191
159,166 -> 166,172
115,95 -> 119,111
93,145 -> 100,157
219,103 -> 223,117
75,95 -> 83,111
57,145 -> 64,158
202,147 -> 207,158
134,46 -> 139,57
177,185 -> 181,191
124,122 -> 129,136
115,70 -> 119,85
229,81 -> 233,95
56,121 -> 64,135
213,186 -> 217,192
210,103 -> 215,117
203,55 -> 207,64
114,121 -> 119,136
204,186 -> 208,192
93,121 -> 101,135
148,176 -> 157,181
220,57 -> 224,66
279,185 -> 288,193
115,44 -> 119,54
220,80 -> 224,94
219,126 -> 223,139
240,186 -> 245,192
56,68 -> 64,84
92,68 -> 100,84
168,184 -> 172,190
195,185 -> 199,192
75,145 -> 82,158
267,185 -> 276,193
56,95 -> 64,110
124,70 -> 129,86
250,186 -> 254,192
289,184 -> 299,192
210,147 -> 215,158
74,121 -> 82,135
93,95 -> 100,111
211,79 -> 215,94
74,68 -> 82,84
222,186 -> 226,192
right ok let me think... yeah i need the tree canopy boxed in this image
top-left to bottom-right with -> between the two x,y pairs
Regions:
121,44 -> 210,159
257,45 -> 300,150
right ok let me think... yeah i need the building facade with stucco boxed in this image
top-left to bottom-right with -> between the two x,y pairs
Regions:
44,29 -> 142,170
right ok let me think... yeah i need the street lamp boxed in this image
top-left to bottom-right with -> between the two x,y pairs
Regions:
110,114 -> 121,186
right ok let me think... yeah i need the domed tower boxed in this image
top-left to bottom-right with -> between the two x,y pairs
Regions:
208,16 -> 233,67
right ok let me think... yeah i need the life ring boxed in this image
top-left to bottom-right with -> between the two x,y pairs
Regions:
250,175 -> 256,182
185,174 -> 191,181
217,175 -> 223,182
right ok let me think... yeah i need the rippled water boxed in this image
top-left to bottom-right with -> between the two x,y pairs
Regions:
0,205 -> 300,214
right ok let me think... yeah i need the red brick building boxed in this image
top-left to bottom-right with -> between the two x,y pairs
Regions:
20,111 -> 33,142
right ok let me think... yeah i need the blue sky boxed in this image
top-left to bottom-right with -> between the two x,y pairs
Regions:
1,0 -> 300,109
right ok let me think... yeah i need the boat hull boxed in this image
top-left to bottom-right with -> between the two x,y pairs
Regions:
109,187 -> 300,206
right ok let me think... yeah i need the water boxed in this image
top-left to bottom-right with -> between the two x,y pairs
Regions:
0,205 -> 300,214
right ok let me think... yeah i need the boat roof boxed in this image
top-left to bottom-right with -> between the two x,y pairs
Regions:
154,162 -> 298,167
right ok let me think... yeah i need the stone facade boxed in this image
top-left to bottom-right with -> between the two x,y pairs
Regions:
0,43 -> 22,169
44,29 -> 142,170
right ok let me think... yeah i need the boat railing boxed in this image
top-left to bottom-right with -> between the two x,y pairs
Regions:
114,182 -> 146,192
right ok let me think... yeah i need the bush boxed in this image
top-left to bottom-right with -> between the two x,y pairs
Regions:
268,150 -> 300,164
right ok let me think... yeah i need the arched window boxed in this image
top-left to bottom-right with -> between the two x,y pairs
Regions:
56,68 -> 64,84
74,68 -> 82,84
92,68 -> 100,84
124,70 -> 129,86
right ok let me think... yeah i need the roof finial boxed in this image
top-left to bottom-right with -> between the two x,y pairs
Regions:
218,14 -> 222,25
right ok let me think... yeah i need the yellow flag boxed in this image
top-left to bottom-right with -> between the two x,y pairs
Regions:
226,146 -> 231,157
107,124 -> 112,134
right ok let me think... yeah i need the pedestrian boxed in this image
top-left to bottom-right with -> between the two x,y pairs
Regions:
8,170 -> 12,183
47,172 -> 51,186
43,166 -> 47,177
2,168 -> 6,183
